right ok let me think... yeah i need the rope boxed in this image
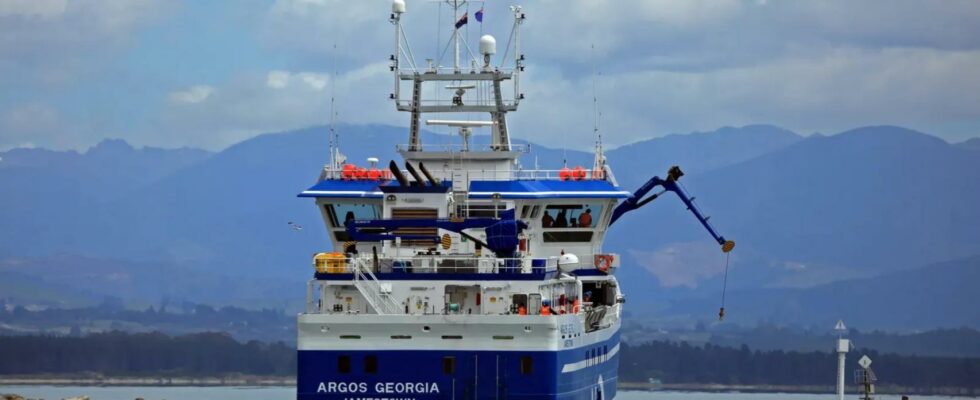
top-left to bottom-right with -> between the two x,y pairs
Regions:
719,251 -> 730,321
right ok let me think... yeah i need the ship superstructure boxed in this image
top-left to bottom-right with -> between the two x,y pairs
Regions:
296,2 -> 733,399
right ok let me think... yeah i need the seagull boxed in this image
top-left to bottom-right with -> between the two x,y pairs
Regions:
288,221 -> 303,231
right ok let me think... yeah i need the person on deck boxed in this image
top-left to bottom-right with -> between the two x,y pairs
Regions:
541,211 -> 554,227
540,300 -> 553,316
579,208 -> 593,227
554,210 -> 568,227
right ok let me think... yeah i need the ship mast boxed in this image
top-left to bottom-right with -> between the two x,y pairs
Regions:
389,0 -> 524,155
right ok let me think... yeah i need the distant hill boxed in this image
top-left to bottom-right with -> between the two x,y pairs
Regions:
658,255 -> 980,330
608,124 -> 803,187
609,126 -> 980,308
0,140 -> 211,259
957,137 -> 980,151
1,124 -> 978,330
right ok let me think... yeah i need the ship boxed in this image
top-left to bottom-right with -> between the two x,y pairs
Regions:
296,2 -> 733,399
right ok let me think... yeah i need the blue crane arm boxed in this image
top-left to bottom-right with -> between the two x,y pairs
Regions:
609,166 -> 735,253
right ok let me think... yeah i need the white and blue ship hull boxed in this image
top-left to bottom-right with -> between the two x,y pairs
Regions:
297,324 -> 620,400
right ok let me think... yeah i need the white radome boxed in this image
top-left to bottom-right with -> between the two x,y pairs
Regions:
392,0 -> 406,14
479,35 -> 497,55
557,253 -> 580,272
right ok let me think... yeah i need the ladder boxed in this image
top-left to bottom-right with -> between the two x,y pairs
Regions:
351,259 -> 400,314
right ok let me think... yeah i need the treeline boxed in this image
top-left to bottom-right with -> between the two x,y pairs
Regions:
620,341 -> 980,389
1,302 -> 290,328
0,331 -> 294,376
0,302 -> 293,343
1,332 -> 978,390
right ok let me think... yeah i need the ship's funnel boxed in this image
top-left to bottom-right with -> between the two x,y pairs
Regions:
404,162 -> 426,187
388,160 -> 410,187
418,162 -> 441,186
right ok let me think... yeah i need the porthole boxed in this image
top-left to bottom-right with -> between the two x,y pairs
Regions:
422,326 -> 431,332
365,355 -> 378,374
520,356 -> 533,375
443,356 -> 456,375
337,355 -> 351,374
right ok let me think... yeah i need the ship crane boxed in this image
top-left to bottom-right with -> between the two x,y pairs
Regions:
610,166 -> 735,254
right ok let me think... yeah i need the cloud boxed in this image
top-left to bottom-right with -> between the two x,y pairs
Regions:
254,0 -> 980,149
169,86 -> 215,104
0,0 -> 169,85
0,0 -> 68,18
265,70 -> 329,91
0,103 -> 69,151
148,63 -> 393,150
4,0 -> 980,151
266,71 -> 291,89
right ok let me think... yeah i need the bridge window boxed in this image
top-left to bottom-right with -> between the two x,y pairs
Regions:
337,355 -> 351,374
463,203 -> 507,218
543,231 -> 593,242
325,203 -> 380,227
541,203 -> 603,229
520,205 -> 541,219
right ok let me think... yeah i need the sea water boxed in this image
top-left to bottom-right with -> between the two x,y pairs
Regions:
0,386 -> 971,400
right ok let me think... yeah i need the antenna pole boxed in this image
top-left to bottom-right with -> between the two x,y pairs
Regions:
590,43 -> 605,177
392,7 -> 402,99
329,43 -> 339,170
452,0 -> 462,72
513,6 -> 524,102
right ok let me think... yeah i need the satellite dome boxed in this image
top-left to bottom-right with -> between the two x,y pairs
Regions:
392,0 -> 406,14
479,35 -> 497,56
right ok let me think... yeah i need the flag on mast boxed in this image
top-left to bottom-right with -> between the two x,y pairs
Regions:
455,12 -> 468,29
475,7 -> 484,22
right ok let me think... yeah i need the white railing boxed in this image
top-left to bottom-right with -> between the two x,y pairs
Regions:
351,259 -> 401,315
319,166 -> 610,183
394,143 -> 530,153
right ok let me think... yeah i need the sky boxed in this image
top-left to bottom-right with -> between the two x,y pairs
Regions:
2,0 -> 980,152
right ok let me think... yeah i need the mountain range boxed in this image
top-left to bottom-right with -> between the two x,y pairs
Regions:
1,124 -> 977,330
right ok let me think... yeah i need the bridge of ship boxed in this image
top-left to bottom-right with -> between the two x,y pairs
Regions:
297,169 -> 626,320
299,170 -> 628,277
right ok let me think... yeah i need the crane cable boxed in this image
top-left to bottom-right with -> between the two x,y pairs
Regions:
719,251 -> 731,321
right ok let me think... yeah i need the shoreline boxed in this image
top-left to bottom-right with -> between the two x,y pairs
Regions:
1,377 -> 976,397
619,382 -> 979,397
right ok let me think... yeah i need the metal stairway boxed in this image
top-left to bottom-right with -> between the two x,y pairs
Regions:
351,259 -> 400,314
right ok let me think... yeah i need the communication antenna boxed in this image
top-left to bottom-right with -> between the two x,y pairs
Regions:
591,43 -> 606,177
328,43 -> 346,169
328,43 -> 339,169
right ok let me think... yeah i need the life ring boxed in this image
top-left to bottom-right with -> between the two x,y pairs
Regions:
594,254 -> 614,273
